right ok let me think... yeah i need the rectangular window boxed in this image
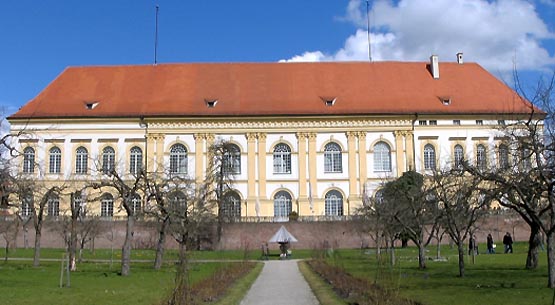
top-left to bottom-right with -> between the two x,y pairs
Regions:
498,120 -> 506,126
419,120 -> 427,126
476,120 -> 483,126
453,120 -> 461,125
429,120 -> 437,126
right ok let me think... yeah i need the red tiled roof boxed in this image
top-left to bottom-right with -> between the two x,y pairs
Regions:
9,61 -> 539,119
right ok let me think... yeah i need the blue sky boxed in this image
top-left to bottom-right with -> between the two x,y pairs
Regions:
1,0 -> 554,117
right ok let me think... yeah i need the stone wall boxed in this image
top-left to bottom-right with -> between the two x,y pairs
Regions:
0,214 -> 530,251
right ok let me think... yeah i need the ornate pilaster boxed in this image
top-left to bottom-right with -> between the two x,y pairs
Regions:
307,132 -> 318,214
346,132 -> 358,201
394,130 -> 406,176
357,131 -> 368,198
404,131 -> 415,171
246,133 -> 257,203
193,133 -> 206,183
154,134 -> 165,174
296,132 -> 309,214
257,133 -> 267,200
145,134 -> 157,173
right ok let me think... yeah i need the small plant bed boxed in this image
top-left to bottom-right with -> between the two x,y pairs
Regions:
188,262 -> 257,304
307,259 -> 420,305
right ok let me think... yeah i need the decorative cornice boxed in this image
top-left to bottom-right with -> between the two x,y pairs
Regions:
148,119 -> 412,130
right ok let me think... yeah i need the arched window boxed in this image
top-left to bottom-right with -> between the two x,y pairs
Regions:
102,146 -> 115,174
423,144 -> 436,170
453,145 -> 464,168
273,191 -> 292,217
21,194 -> 33,218
129,146 -> 143,175
273,143 -> 292,174
373,142 -> 391,172
73,192 -> 86,218
222,191 -> 241,219
47,194 -> 59,217
476,144 -> 487,171
498,144 -> 509,170
324,142 -> 342,173
522,146 -> 532,171
23,147 -> 35,173
169,191 -> 186,210
223,144 -> 241,174
101,193 -> 114,217
131,194 -> 141,215
49,147 -> 61,174
75,147 -> 88,174
170,144 -> 188,174
325,190 -> 343,216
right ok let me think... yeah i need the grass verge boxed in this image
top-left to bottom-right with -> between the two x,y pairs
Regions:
213,262 -> 263,305
298,260 -> 347,305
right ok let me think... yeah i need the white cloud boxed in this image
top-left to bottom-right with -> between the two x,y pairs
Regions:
282,0 -> 555,73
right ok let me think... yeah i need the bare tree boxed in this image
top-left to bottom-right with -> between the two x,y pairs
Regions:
430,169 -> 489,277
381,171 -> 440,269
91,167 -> 144,276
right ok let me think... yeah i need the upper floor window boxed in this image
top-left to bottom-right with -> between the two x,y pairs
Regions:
223,144 -> 241,174
75,146 -> 88,174
373,142 -> 391,172
169,144 -> 188,174
429,120 -> 438,126
476,144 -> 487,171
129,146 -> 143,175
49,147 -> 61,174
476,120 -> 483,126
325,190 -> 343,216
273,143 -> 291,174
324,142 -> 342,173
101,193 -> 114,217
23,147 -> 35,173
498,144 -> 509,170
73,193 -> 86,218
454,145 -> 464,169
419,120 -> 427,126
453,120 -> 461,125
102,146 -> 115,175
423,144 -> 436,170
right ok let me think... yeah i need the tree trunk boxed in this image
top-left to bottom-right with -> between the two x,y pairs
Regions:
417,243 -> 426,269
154,217 -> 169,270
69,217 -> 78,271
526,224 -> 541,269
389,238 -> 396,266
457,242 -> 465,277
546,232 -> 555,288
171,242 -> 190,305
33,228 -> 41,267
120,215 -> 135,276
375,231 -> 382,260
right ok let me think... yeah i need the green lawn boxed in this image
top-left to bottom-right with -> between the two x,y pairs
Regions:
326,242 -> 554,305
0,260 -> 232,305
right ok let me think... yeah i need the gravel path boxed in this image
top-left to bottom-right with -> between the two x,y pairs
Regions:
240,259 -> 319,305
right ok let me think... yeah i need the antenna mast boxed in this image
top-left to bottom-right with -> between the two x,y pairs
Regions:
366,0 -> 372,62
154,4 -> 159,65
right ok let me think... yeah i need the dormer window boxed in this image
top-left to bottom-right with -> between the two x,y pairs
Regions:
84,101 -> 99,110
205,99 -> 218,108
321,97 -> 337,106
440,97 -> 451,106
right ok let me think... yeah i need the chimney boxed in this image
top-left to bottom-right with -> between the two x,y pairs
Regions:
430,55 -> 439,79
456,52 -> 463,64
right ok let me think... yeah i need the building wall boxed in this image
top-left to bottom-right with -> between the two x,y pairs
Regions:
9,115 -> 510,218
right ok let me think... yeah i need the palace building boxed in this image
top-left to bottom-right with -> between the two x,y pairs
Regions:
7,54 -> 538,220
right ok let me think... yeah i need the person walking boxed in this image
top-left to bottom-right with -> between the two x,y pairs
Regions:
503,232 -> 513,253
487,233 -> 495,254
